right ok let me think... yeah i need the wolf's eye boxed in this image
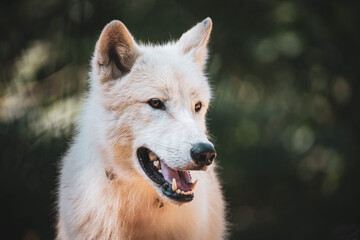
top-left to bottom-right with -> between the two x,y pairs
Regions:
148,98 -> 165,110
195,102 -> 202,112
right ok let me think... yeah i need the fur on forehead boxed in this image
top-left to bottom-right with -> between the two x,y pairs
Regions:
121,46 -> 212,102
99,53 -> 212,114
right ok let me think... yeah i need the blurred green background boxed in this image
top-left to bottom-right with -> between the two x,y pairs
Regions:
1,0 -> 360,239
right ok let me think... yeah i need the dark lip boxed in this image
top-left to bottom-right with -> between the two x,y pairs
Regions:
137,147 -> 194,203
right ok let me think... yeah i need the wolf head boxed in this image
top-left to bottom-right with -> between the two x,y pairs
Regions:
90,18 -> 215,203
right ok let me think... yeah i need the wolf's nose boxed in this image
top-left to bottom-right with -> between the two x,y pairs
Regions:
190,143 -> 216,167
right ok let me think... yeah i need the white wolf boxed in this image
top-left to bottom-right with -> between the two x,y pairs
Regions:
57,17 -> 227,240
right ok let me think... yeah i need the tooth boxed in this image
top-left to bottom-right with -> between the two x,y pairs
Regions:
149,151 -> 157,161
191,179 -> 198,191
176,189 -> 181,194
158,169 -> 162,173
153,160 -> 160,169
181,191 -> 185,195
172,178 -> 177,191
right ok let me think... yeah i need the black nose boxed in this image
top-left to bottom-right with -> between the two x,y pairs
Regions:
190,143 -> 216,167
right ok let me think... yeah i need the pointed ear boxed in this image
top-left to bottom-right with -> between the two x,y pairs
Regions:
92,20 -> 139,83
177,17 -> 212,69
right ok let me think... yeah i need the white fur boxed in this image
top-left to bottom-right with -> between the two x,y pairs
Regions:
57,18 -> 227,240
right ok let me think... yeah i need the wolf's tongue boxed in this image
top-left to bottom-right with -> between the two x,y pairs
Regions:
159,161 -> 194,192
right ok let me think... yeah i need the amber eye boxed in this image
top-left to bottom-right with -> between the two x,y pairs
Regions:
195,102 -> 202,112
148,98 -> 165,110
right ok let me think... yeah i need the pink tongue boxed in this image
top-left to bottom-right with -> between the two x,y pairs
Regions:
159,161 -> 194,192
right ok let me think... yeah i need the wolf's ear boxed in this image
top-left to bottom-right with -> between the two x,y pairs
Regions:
92,20 -> 139,82
177,17 -> 212,69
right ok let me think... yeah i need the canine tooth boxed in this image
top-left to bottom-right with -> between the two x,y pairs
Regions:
172,178 -> 177,191
176,189 -> 181,194
149,151 -> 158,161
158,169 -> 162,173
191,179 -> 198,191
153,160 -> 160,169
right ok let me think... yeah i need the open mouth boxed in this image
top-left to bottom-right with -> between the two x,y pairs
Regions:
137,147 -> 197,202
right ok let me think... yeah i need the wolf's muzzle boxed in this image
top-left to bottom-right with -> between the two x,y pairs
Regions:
190,143 -> 216,168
